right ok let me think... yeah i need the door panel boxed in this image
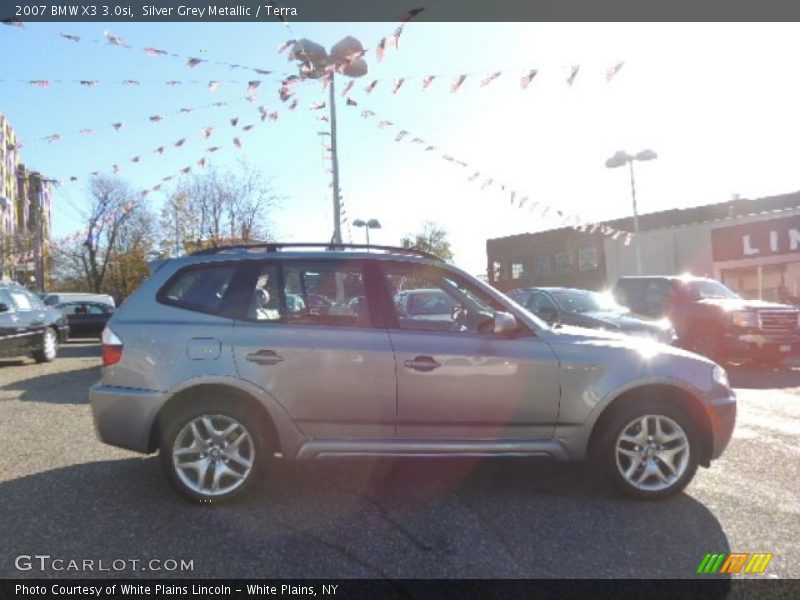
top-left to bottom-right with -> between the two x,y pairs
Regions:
390,330 -> 560,439
233,323 -> 397,439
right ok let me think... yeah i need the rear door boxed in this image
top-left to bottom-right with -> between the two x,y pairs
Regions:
232,259 -> 397,440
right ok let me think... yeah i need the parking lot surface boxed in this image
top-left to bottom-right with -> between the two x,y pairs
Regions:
1,341 -> 798,579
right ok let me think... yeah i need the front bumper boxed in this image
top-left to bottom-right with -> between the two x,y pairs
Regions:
90,383 -> 168,453
722,331 -> 800,361
708,390 -> 737,460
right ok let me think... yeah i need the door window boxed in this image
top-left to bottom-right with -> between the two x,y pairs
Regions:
383,263 -> 501,334
282,262 -> 371,327
528,292 -> 557,312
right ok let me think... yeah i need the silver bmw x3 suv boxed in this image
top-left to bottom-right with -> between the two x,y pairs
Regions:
90,243 -> 736,503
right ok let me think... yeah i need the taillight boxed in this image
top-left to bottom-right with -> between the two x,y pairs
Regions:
101,327 -> 123,366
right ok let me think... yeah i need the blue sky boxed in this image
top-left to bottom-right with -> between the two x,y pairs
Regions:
4,22 -> 800,275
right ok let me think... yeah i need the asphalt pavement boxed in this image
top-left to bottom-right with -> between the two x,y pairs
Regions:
0,341 -> 797,579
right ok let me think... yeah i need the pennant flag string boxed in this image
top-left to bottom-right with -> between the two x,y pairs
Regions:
343,96 -> 633,244
3,25 -> 286,78
53,104 -> 272,186
326,63 -> 625,97
2,76 -> 291,88
19,94 -> 254,147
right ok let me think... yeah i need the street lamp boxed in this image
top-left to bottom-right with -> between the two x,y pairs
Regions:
605,149 -> 658,275
289,37 -> 368,245
352,218 -> 381,247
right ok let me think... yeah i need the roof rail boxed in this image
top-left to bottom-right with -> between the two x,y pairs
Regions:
189,242 -> 442,261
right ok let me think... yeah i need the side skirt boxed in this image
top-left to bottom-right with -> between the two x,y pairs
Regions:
295,439 -> 572,461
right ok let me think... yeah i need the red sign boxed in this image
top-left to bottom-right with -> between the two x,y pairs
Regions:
712,214 -> 800,262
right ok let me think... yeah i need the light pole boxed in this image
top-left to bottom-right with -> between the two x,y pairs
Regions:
353,218 -> 381,247
289,37 -> 367,245
605,149 -> 658,275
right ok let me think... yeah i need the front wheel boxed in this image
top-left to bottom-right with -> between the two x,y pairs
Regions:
159,399 -> 269,504
33,327 -> 58,363
599,401 -> 699,500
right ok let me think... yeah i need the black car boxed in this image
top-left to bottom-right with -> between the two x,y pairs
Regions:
0,282 -> 69,362
508,286 -> 676,343
612,276 -> 800,367
57,301 -> 115,338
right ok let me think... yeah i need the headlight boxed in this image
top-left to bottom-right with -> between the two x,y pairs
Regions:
731,310 -> 758,328
655,318 -> 673,330
712,364 -> 730,389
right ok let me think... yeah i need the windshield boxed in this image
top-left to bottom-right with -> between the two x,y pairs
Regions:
685,280 -> 741,300
551,290 -> 628,314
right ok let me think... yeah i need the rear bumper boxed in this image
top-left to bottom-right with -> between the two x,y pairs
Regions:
90,383 -> 168,453
708,391 -> 737,460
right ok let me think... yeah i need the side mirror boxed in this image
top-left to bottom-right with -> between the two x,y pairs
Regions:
493,311 -> 519,336
0,302 -> 8,313
537,306 -> 559,323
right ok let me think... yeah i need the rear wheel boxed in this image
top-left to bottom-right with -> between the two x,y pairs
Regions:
598,400 -> 699,500
159,398 -> 269,504
32,327 -> 58,363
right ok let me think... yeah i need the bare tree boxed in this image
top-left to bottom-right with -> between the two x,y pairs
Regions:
161,163 -> 280,255
51,176 -> 158,299
401,221 -> 454,262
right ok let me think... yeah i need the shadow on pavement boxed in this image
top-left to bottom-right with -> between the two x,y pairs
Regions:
0,365 -> 99,405
728,365 -> 800,390
0,456 -> 732,582
59,342 -> 102,359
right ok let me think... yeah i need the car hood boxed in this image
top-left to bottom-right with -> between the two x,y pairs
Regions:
544,324 -> 709,363
697,298 -> 798,311
563,310 -> 666,332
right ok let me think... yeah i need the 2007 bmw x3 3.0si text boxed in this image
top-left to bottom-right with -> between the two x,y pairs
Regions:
89,243 -> 736,503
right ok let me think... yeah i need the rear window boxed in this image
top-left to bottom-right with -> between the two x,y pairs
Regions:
159,264 -> 238,315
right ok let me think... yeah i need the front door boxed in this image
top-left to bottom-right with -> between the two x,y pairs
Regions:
233,260 -> 397,439
377,261 -> 561,440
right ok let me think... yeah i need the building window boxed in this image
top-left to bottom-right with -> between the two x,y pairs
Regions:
511,261 -> 525,280
492,260 -> 503,281
534,255 -> 551,277
554,251 -> 574,274
578,246 -> 598,271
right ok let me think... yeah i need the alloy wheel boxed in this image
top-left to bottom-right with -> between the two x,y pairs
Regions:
615,414 -> 690,492
172,414 -> 255,497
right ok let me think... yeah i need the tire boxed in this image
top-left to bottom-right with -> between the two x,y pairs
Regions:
158,397 -> 269,504
597,399 -> 699,500
32,327 -> 58,363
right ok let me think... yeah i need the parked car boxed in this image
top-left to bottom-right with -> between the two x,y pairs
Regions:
90,243 -> 736,503
0,282 -> 69,362
43,292 -> 115,308
508,287 -> 676,344
57,301 -> 115,338
612,275 -> 800,367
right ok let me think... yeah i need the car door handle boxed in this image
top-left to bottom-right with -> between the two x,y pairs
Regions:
403,356 -> 441,372
245,349 -> 284,365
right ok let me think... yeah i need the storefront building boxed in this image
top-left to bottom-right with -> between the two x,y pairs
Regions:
487,192 -> 800,302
